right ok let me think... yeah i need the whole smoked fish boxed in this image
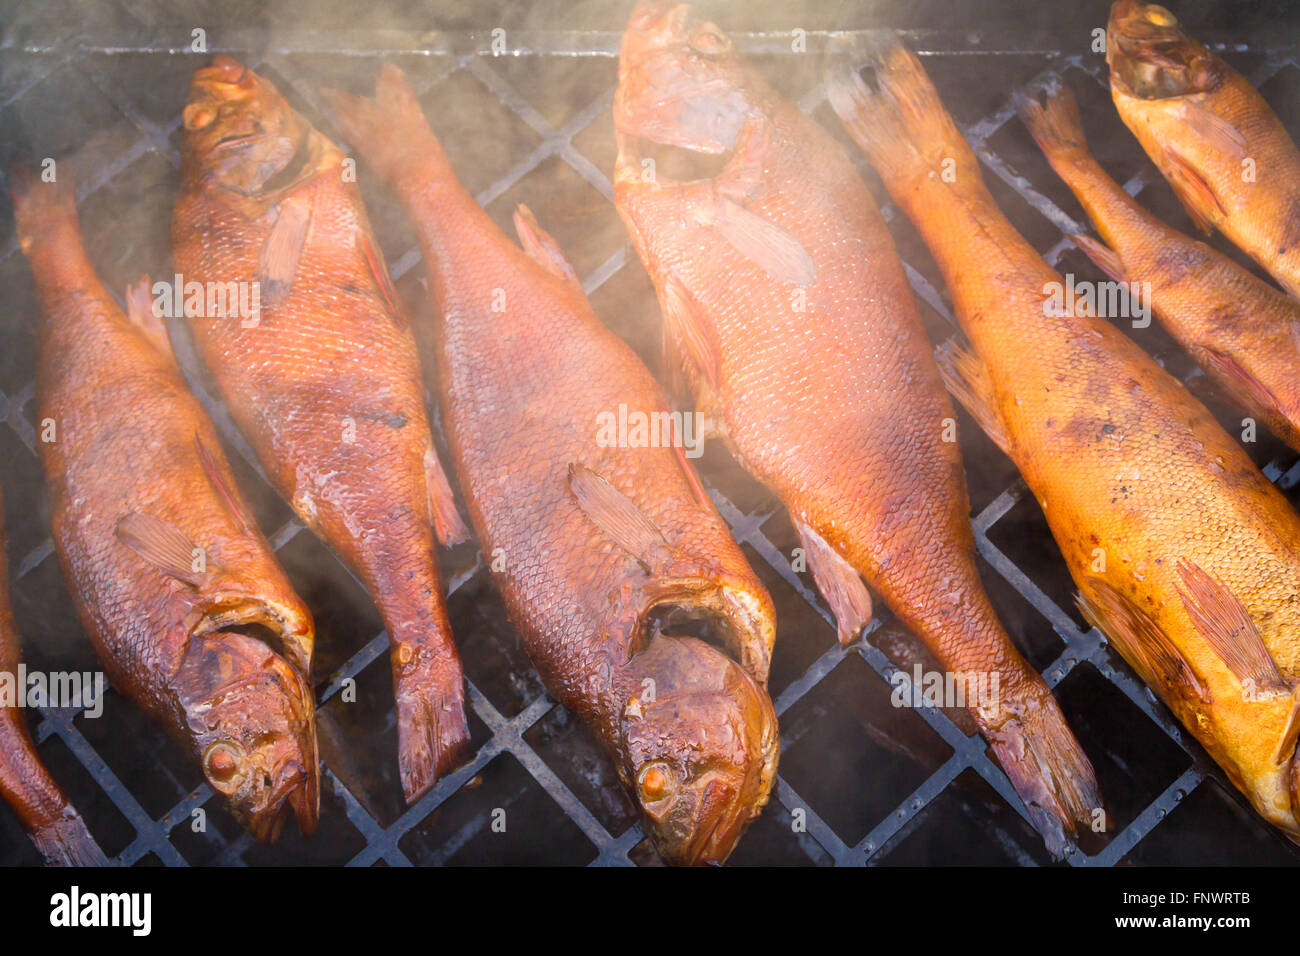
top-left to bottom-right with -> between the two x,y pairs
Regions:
0,486 -> 106,865
12,167 -> 319,842
326,65 -> 780,865
1021,80 -> 1300,454
1108,0 -> 1300,297
612,2 -> 1101,854
830,41 -> 1300,838
173,58 -> 470,803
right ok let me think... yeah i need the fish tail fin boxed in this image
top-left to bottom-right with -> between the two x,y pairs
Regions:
980,675 -> 1105,858
826,38 -> 979,192
323,65 -> 442,185
392,627 -> 471,804
1015,78 -> 1090,168
8,162 -> 78,245
30,810 -> 109,867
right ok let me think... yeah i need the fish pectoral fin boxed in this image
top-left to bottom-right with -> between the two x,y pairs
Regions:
115,512 -> 212,589
663,275 -> 722,391
1175,559 -> 1289,696
195,432 -> 256,538
568,463 -> 669,572
424,446 -> 469,546
258,195 -> 313,307
792,518 -> 872,644
1190,345 -> 1286,422
1272,690 -> 1300,765
357,226 -> 405,323
934,337 -> 1012,457
1078,576 -> 1209,705
512,204 -> 582,289
707,197 -> 816,288
1177,101 -> 1249,161
1160,147 -> 1223,235
1070,233 -> 1128,285
125,274 -> 176,362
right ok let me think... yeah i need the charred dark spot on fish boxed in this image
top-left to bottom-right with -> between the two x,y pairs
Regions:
1153,243 -> 1210,283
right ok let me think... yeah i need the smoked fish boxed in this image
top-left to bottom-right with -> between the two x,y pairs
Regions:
612,2 -> 1102,855
12,166 -> 319,842
325,65 -> 780,865
1108,0 -> 1300,297
172,58 -> 470,803
1021,79 -> 1300,454
829,40 -> 1300,839
0,485 -> 106,865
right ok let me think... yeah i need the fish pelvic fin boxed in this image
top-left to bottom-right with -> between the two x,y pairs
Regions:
568,463 -> 670,572
1078,576 -> 1210,706
981,677 -> 1105,858
934,337 -> 1012,457
826,38 -> 978,192
1070,233 -> 1128,285
1189,345 -> 1287,427
662,275 -> 721,391
29,810 -> 109,867
125,274 -> 178,363
513,204 -> 582,289
1175,560 -> 1289,697
791,518 -> 872,644
424,446 -> 469,546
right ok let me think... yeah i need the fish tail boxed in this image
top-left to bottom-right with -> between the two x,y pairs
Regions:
1015,78 -> 1090,167
8,162 -> 80,254
323,64 -> 445,186
29,810 -> 109,867
979,673 -> 1104,857
825,38 -> 979,193
392,625 -> 471,804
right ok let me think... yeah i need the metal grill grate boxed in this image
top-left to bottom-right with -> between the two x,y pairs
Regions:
3,3 -> 1300,867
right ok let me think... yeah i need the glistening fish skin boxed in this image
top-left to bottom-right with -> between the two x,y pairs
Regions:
613,1 -> 1101,856
1107,0 -> 1300,297
1020,80 -> 1300,455
172,58 -> 471,804
0,486 -> 107,865
11,166 -> 319,843
829,40 -> 1300,839
325,65 -> 779,866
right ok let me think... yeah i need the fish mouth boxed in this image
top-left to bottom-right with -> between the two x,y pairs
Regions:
193,592 -> 314,677
638,575 -> 775,684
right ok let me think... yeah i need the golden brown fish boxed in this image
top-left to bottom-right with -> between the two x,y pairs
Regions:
0,485 -> 107,865
1108,0 -> 1300,297
11,165 -> 319,842
172,57 -> 471,803
611,1 -> 1101,854
1020,79 -> 1300,455
830,39 -> 1300,839
325,64 -> 779,865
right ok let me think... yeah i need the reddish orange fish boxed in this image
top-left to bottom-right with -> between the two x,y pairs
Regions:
612,2 -> 1102,854
326,65 -> 780,865
0,485 -> 106,865
172,58 -> 471,803
12,166 -> 319,842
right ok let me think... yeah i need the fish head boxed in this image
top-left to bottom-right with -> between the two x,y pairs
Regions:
180,56 -> 315,195
179,630 -> 319,842
1107,0 -> 1220,100
618,635 -> 778,865
615,2 -> 754,156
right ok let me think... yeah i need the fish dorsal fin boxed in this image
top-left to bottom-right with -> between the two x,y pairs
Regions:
662,276 -> 721,391
792,518 -> 873,644
1177,101 -> 1248,160
706,198 -> 816,288
1191,346 -> 1286,422
1078,576 -> 1209,705
258,195 -> 313,307
195,432 -> 255,538
125,275 -> 177,361
1175,559 -> 1289,696
1070,234 -> 1128,285
512,204 -> 581,289
116,512 -> 212,589
357,226 -> 405,323
568,463 -> 669,572
1160,147 -> 1223,235
934,337 -> 1012,456
424,446 -> 469,546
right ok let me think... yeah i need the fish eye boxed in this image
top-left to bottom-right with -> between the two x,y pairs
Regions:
638,762 -> 676,803
203,741 -> 244,789
690,27 -> 729,54
1145,6 -> 1175,26
183,103 -> 217,131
